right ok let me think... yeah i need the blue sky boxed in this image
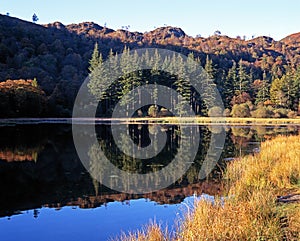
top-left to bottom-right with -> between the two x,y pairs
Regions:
1,0 -> 299,40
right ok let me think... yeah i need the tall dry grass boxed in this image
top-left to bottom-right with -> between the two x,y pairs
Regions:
112,223 -> 168,241
118,135 -> 300,241
225,135 -> 300,198
176,191 -> 282,240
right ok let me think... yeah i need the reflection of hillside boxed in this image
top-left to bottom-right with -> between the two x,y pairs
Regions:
1,178 -> 222,218
0,125 -> 51,162
0,124 -> 73,163
46,181 -> 223,210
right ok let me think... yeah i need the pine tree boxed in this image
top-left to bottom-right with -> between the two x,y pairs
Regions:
89,42 -> 100,73
186,53 -> 198,112
88,43 -> 106,100
254,71 -> 270,105
106,49 -> 121,112
151,49 -> 161,107
204,55 -> 215,79
236,59 -> 250,94
118,47 -> 142,115
283,71 -> 294,109
224,61 -> 237,108
119,47 -> 133,115
174,55 -> 191,116
284,67 -> 300,110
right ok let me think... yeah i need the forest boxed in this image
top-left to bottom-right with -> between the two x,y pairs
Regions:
0,14 -> 300,117
88,44 -> 300,118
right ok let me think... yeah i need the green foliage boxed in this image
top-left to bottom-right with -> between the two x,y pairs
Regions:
270,70 -> 300,110
89,42 -> 100,73
87,46 -> 205,117
223,61 -> 237,108
255,78 -> 270,105
87,43 -> 299,118
236,59 -> 250,94
204,55 -> 215,79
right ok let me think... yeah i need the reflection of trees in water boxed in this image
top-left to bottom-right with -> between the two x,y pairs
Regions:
88,124 -> 226,189
229,125 -> 300,158
252,125 -> 299,139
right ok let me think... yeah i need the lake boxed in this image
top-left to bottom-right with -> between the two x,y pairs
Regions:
0,122 -> 299,241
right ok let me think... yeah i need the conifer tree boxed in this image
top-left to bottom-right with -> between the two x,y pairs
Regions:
174,55 -> 191,116
88,43 -> 106,100
236,59 -> 250,94
89,42 -> 100,73
224,61 -> 237,108
204,55 -> 215,79
255,71 -> 270,104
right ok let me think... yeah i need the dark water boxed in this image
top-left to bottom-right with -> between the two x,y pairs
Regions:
0,123 -> 298,241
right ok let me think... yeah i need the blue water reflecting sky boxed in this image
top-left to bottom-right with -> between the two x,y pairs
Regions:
0,196 -> 204,241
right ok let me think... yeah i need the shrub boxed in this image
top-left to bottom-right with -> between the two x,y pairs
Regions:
246,100 -> 254,111
148,105 -> 159,117
223,108 -> 231,117
157,107 -> 173,117
231,103 -> 251,118
273,112 -> 281,118
273,108 -> 289,118
287,111 -> 297,119
0,79 -> 46,117
208,106 -> 223,117
251,106 -> 273,118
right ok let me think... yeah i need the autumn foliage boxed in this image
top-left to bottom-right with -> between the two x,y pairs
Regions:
0,79 -> 46,117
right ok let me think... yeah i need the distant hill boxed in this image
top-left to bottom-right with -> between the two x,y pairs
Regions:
281,32 -> 300,46
0,14 -> 300,117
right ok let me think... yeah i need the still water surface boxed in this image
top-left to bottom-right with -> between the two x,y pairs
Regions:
0,123 -> 298,240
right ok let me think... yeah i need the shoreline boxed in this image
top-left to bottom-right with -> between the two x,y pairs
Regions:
0,117 -> 300,126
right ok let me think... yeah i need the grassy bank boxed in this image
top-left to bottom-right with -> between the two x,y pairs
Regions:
116,135 -> 300,241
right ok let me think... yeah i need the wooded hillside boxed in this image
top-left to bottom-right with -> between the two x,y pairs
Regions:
0,14 -> 300,117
